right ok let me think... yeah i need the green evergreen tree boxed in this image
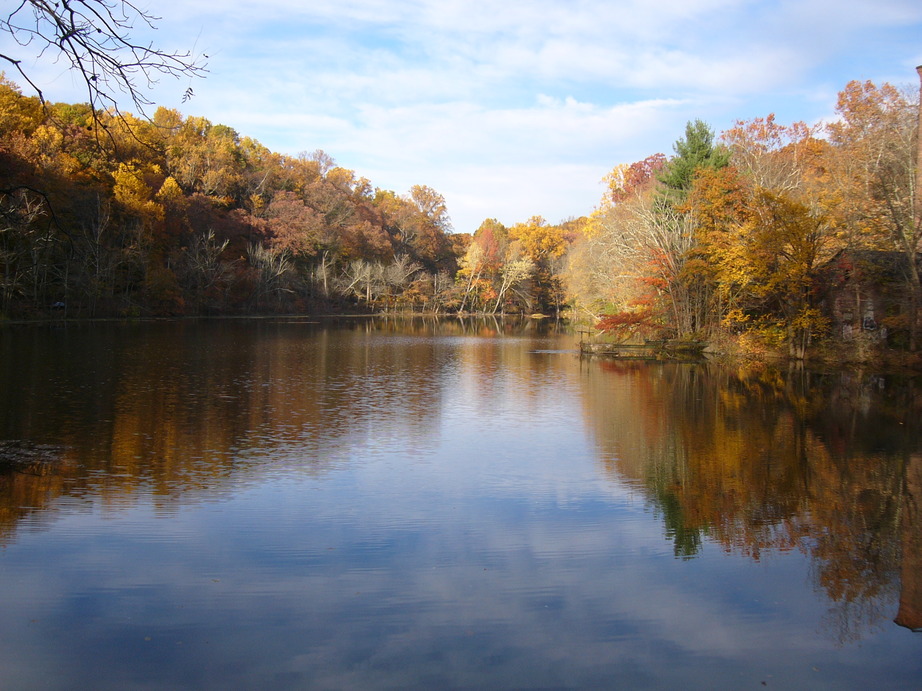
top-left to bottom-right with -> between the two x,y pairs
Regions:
657,119 -> 730,204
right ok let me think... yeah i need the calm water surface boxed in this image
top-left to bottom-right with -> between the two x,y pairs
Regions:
0,318 -> 920,689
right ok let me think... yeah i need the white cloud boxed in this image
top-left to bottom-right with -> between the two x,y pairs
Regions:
297,96 -> 692,230
2,0 -> 920,232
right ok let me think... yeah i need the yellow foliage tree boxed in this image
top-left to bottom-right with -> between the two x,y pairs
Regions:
113,162 -> 164,220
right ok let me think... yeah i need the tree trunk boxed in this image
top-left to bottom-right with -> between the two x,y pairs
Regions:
915,65 -> 922,232
912,65 -> 922,350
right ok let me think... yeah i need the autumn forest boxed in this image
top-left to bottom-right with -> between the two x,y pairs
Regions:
1,73 -> 920,361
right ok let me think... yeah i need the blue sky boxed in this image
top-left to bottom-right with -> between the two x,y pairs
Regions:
5,0 -> 922,233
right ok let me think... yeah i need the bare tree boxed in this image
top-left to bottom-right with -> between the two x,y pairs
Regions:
384,253 -> 421,291
1,1 -> 206,127
248,243 -> 291,309
181,229 -> 232,310
337,258 -> 385,304
0,186 -> 49,313
492,251 -> 533,314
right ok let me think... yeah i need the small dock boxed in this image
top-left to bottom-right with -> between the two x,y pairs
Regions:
579,339 -> 706,361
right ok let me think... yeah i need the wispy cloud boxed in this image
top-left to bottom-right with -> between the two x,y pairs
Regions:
3,0 -> 920,231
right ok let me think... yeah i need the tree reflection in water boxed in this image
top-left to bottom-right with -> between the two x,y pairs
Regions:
1,320 -> 920,657
580,360 -> 922,643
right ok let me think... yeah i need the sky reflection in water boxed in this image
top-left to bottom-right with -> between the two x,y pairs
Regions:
0,319 -> 920,690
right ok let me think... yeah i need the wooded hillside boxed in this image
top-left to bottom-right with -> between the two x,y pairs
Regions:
2,72 -> 920,360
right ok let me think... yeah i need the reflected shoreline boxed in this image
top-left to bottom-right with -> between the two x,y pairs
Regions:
580,358 -> 922,638
1,320 -> 921,646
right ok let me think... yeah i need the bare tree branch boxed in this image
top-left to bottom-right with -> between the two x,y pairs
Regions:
1,0 -> 206,130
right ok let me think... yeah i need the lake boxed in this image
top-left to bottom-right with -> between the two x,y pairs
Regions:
0,317 -> 920,689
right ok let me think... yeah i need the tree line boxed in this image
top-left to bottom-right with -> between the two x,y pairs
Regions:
0,75 -> 466,317
567,77 -> 921,358
1,71 -> 920,358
